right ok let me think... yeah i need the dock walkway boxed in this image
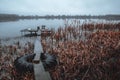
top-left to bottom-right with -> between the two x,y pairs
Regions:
33,37 -> 51,80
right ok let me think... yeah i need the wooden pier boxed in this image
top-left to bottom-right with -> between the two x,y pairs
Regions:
33,37 -> 51,80
21,28 -> 39,37
20,26 -> 52,37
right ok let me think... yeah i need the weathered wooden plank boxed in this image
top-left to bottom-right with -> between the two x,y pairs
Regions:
33,37 -> 43,63
34,37 -> 43,54
33,37 -> 52,80
34,62 -> 51,80
34,63 -> 45,74
45,72 -> 52,80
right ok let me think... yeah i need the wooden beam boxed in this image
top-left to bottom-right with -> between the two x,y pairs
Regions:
33,37 -> 43,63
33,37 -> 51,80
34,62 -> 51,80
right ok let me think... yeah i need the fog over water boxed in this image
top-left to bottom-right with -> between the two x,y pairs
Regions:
0,0 -> 120,15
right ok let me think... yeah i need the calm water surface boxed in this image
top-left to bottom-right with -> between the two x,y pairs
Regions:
0,19 -> 65,38
0,19 -> 119,39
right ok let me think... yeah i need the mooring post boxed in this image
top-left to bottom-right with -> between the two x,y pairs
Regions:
33,36 -> 51,80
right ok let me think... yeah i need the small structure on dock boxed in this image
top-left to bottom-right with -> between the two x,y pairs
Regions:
21,25 -> 51,37
21,27 -> 40,37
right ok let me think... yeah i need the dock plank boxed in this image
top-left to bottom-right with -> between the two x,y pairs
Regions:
33,37 -> 51,80
33,37 -> 43,63
34,38 -> 43,54
34,62 -> 51,80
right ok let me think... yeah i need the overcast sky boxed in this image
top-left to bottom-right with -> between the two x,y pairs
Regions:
0,0 -> 120,15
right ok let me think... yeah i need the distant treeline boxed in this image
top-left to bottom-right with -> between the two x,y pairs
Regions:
0,14 -> 120,22
0,14 -> 19,22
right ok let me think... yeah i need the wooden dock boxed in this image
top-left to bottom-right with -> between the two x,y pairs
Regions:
33,37 -> 51,80
20,28 -> 39,37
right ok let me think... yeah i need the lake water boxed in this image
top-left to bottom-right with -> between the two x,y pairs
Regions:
0,19 -> 120,39
0,19 -> 65,38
